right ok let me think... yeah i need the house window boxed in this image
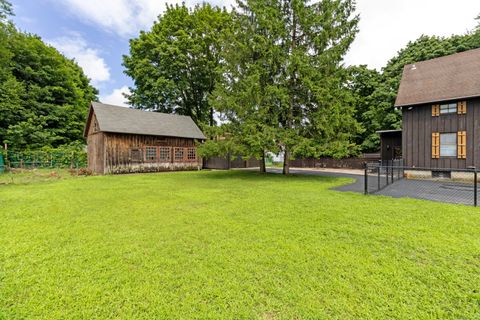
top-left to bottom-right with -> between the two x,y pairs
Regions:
159,147 -> 171,162
440,103 -> 457,114
187,148 -> 196,161
174,148 -> 184,162
130,148 -> 143,162
440,133 -> 457,157
145,146 -> 157,161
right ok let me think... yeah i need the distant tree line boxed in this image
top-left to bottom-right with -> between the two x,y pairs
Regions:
123,1 -> 480,174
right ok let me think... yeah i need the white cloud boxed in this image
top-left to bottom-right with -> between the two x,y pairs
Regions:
52,0 -> 480,72
344,0 -> 480,70
54,0 -> 236,38
100,86 -> 131,107
48,34 -> 110,85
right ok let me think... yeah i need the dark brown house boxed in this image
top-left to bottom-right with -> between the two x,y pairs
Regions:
395,48 -> 480,170
84,102 -> 206,174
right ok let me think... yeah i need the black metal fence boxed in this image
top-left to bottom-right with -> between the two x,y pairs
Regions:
364,163 -> 478,207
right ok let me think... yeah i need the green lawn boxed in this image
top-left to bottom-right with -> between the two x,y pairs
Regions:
1,170 -> 480,319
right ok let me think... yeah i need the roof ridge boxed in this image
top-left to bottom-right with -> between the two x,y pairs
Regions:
405,47 -> 480,67
93,101 -> 192,119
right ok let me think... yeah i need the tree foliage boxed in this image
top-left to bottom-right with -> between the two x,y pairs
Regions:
123,3 -> 232,127
0,0 -> 13,21
0,22 -> 98,150
212,0 -> 360,174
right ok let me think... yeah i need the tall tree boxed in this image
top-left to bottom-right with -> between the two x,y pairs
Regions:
214,0 -> 360,174
123,4 -> 232,127
0,24 -> 98,149
211,1 -> 285,172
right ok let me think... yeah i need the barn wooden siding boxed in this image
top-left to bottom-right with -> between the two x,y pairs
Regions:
86,113 -> 106,174
402,97 -> 480,169
104,133 -> 201,174
87,130 -> 202,174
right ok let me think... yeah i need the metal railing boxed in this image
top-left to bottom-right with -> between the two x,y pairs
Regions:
364,163 -> 478,207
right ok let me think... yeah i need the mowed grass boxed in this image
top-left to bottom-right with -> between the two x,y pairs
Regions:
1,170 -> 480,319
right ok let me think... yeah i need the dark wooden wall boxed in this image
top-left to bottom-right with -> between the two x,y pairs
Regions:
402,97 -> 480,169
380,131 -> 402,161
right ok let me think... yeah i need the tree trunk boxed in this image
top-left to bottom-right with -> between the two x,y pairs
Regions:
260,150 -> 266,173
283,147 -> 290,175
209,107 -> 214,127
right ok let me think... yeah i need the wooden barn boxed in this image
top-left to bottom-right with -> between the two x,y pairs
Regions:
394,48 -> 480,170
84,102 -> 206,174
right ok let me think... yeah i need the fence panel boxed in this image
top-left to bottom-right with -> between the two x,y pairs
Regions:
2,151 -> 87,171
365,164 -> 478,207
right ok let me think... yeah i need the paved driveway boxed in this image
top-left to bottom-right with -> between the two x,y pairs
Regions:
267,168 -> 477,206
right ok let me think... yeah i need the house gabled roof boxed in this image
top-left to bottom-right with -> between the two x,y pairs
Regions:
395,48 -> 480,107
84,102 -> 206,140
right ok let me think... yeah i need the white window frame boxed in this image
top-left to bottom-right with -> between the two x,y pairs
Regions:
440,133 -> 457,157
440,103 -> 457,114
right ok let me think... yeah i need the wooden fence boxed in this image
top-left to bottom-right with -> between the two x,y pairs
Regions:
203,156 -> 261,170
289,156 -> 380,170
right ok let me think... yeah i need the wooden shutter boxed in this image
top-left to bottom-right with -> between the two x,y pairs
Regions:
432,104 -> 440,116
457,101 -> 467,114
432,132 -> 440,159
458,131 -> 466,159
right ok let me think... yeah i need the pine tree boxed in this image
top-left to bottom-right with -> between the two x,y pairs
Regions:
215,0 -> 360,174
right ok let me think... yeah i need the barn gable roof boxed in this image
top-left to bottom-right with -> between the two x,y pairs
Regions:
84,102 -> 206,140
395,48 -> 480,107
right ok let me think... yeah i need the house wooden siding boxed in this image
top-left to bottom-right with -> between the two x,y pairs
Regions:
402,97 -> 480,169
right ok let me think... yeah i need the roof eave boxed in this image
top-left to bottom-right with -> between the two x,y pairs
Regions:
395,94 -> 480,108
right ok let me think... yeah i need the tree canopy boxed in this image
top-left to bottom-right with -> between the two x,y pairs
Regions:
211,0 -> 360,174
0,22 -> 98,149
123,3 -> 232,127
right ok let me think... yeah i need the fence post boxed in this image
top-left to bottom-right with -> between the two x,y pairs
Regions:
377,162 -> 381,192
391,165 -> 394,182
364,163 -> 368,195
474,169 -> 478,207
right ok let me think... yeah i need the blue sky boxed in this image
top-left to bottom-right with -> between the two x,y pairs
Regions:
10,0 -> 480,107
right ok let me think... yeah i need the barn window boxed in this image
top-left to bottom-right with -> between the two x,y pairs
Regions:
440,133 -> 457,157
159,147 -> 171,162
174,148 -> 184,162
187,148 -> 196,161
145,146 -> 157,161
130,148 -> 143,162
440,103 -> 457,114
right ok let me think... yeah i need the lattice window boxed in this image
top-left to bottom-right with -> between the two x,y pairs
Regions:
187,148 -> 196,161
130,148 -> 143,162
174,148 -> 184,162
159,147 -> 171,162
145,146 -> 157,161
